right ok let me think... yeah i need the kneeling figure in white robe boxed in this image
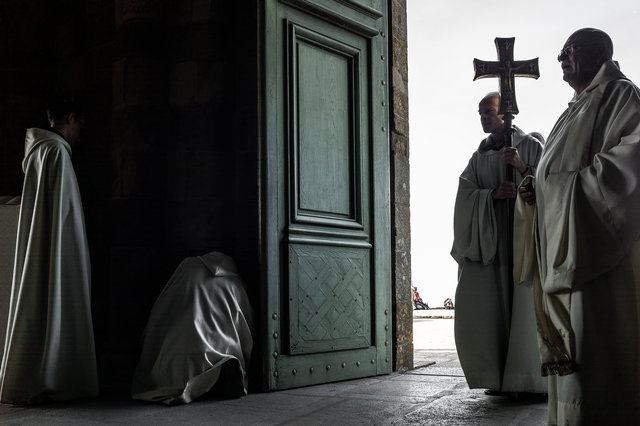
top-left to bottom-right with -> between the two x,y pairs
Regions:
131,252 -> 254,405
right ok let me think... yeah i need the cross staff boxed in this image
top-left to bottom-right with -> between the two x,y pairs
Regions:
473,37 -> 539,184
473,37 -> 539,116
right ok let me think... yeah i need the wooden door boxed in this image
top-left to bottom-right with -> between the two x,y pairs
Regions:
262,0 -> 390,390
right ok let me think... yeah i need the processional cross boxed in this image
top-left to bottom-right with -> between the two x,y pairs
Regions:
474,38 -> 539,183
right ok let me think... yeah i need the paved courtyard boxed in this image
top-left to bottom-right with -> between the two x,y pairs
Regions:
0,312 -> 549,425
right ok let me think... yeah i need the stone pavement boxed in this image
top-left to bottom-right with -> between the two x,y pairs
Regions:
0,314 -> 548,425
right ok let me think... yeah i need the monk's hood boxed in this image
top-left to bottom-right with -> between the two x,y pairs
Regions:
23,128 -> 71,172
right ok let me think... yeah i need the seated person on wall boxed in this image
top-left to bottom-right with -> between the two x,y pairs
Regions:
131,252 -> 254,405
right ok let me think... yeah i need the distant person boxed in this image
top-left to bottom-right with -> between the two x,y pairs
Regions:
412,286 -> 428,310
516,28 -> 640,424
0,101 -> 99,404
452,92 -> 545,395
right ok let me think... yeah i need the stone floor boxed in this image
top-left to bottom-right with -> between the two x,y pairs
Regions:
0,315 -> 549,425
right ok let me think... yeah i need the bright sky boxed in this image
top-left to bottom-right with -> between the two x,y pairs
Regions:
407,0 -> 640,307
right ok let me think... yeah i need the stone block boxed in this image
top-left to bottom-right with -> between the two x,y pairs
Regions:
111,105 -> 168,149
53,22 -> 78,58
104,246 -> 177,377
112,147 -> 167,199
391,79 -> 409,137
164,149 -> 189,198
165,105 -> 216,150
86,0 -> 115,16
393,341 -> 414,373
192,0 -> 211,21
116,0 -> 164,27
196,58 -> 226,104
166,0 -> 211,26
167,24 -> 214,62
165,199 -> 225,248
392,153 -> 410,205
112,57 -> 167,106
394,250 -> 412,299
87,42 -> 116,85
393,203 -> 411,252
55,55 -> 86,92
0,95 -> 45,195
112,59 -> 125,105
86,3 -> 115,47
392,34 -> 408,68
165,147 -> 232,199
166,0 -> 193,26
233,152 -> 259,201
109,199 -> 167,246
391,0 -> 407,35
394,301 -> 414,341
392,113 -> 409,140
117,21 -> 166,58
391,132 -> 408,159
185,150 -> 232,198
169,61 -> 197,106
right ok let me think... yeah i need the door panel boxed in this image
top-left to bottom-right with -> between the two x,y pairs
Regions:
296,37 -> 352,218
288,244 -> 371,354
289,20 -> 365,229
263,0 -> 390,390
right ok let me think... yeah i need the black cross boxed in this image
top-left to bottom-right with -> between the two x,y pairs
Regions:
473,37 -> 539,115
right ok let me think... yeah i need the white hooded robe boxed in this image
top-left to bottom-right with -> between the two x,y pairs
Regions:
0,128 -> 99,404
131,252 -> 254,405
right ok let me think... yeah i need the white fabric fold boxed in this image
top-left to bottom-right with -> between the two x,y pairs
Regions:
525,60 -> 640,425
0,128 -> 99,404
452,127 -> 546,393
131,252 -> 254,405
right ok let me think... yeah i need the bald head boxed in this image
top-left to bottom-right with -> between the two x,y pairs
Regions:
559,28 -> 614,93
478,92 -> 504,135
569,28 -> 613,64
481,92 -> 500,104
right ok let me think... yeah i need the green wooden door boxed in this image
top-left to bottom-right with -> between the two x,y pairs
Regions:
263,0 -> 390,390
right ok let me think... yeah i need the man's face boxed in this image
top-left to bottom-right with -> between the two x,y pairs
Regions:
558,34 -> 583,87
558,32 -> 602,91
66,113 -> 85,145
478,96 -> 504,134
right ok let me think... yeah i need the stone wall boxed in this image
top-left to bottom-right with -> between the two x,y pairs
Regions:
0,1 -> 54,196
389,0 -> 413,372
102,0 -> 259,390
0,0 -> 259,391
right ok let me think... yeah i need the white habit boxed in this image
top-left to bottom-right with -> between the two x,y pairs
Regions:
131,252 -> 254,405
515,61 -> 640,425
0,128 -> 99,404
452,127 -> 546,393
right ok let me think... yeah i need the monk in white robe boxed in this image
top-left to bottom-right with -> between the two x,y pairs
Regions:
516,29 -> 640,424
452,93 -> 546,394
0,103 -> 99,404
131,252 -> 254,405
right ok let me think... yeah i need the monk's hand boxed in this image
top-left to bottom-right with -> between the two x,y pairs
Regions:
518,176 -> 536,205
492,182 -> 517,199
503,147 -> 528,174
